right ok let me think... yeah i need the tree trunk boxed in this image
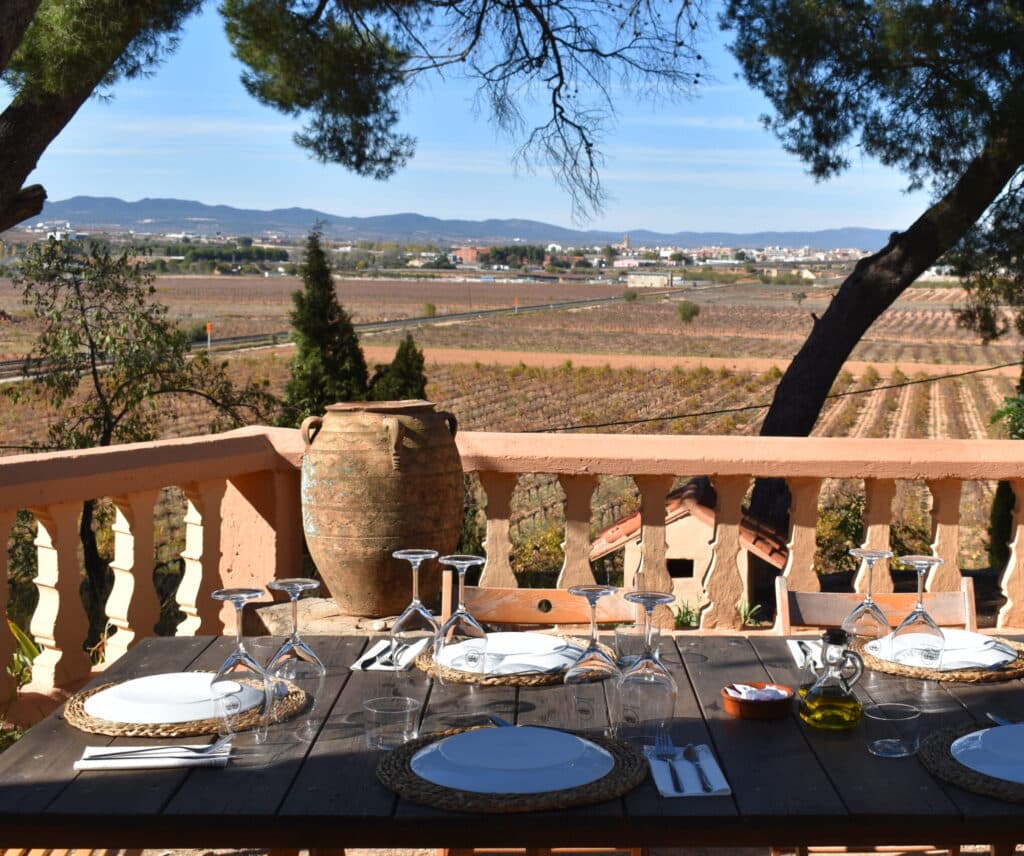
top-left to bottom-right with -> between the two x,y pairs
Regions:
0,0 -> 42,71
0,2 -> 202,232
752,120 -> 1024,531
79,498 -> 109,646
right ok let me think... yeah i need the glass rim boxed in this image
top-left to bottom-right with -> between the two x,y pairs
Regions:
863,702 -> 921,721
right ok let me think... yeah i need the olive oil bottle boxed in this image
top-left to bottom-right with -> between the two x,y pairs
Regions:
798,628 -> 864,731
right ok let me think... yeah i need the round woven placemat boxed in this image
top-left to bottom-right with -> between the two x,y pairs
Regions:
920,724 -> 1024,803
376,726 -> 647,812
415,635 -> 607,687
851,637 -> 1024,683
64,675 -> 308,738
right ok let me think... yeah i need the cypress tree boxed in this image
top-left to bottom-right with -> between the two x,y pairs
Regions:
368,333 -> 427,401
281,229 -> 368,425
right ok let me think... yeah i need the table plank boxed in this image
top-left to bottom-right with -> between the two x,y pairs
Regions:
684,635 -> 848,822
1,633 -> 1023,851
0,636 -> 216,816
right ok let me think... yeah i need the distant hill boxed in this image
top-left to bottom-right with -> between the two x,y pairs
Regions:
35,196 -> 893,251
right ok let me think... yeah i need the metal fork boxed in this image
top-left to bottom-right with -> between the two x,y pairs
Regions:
653,729 -> 684,794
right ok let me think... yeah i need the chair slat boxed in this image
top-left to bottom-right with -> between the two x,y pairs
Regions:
776,577 -> 977,634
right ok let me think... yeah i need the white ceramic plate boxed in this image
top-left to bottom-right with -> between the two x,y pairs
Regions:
83,672 -> 263,724
951,723 -> 1024,784
411,726 -> 614,793
865,628 -> 1016,671
436,631 -> 583,676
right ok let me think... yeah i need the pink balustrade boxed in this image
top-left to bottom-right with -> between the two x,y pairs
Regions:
3,426 -> 1024,712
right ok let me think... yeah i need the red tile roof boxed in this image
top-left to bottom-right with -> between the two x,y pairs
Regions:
589,478 -> 788,570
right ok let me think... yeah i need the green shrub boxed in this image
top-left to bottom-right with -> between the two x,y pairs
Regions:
676,300 -> 700,324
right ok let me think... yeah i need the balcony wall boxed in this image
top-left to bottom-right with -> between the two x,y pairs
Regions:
3,425 -> 1024,715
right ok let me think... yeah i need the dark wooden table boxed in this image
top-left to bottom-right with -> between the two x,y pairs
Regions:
1,633 -> 1023,852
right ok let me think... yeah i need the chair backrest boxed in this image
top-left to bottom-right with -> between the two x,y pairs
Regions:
774,575 -> 977,635
440,569 -> 638,627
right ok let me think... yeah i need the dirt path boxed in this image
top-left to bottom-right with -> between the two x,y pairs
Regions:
362,346 -> 1021,379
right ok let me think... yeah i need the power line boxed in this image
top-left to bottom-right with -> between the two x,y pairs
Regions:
527,358 -> 1024,433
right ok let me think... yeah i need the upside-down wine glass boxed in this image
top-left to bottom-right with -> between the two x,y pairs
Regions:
434,554 -> 487,675
564,585 -> 622,734
616,590 -> 677,747
890,554 -> 946,668
265,578 -> 326,742
389,549 -> 441,667
841,548 -> 894,641
211,587 -> 273,747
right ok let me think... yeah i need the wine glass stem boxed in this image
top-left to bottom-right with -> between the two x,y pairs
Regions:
457,568 -> 466,611
588,598 -> 598,646
916,567 -> 926,609
410,560 -> 421,604
643,604 -> 654,656
234,601 -> 246,652
863,559 -> 874,602
290,593 -> 300,641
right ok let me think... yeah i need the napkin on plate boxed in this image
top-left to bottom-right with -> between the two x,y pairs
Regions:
74,744 -> 230,771
643,743 -> 731,797
350,638 -> 429,671
866,632 -> 1016,671
786,639 -> 822,669
723,683 -> 790,701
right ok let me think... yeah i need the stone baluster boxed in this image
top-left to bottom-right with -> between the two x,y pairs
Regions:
701,475 -> 748,630
29,502 -> 91,688
0,510 -> 17,701
926,478 -> 963,591
177,480 -> 227,636
860,479 -> 896,594
105,491 -> 160,663
634,474 -> 675,629
556,474 -> 598,588
997,479 -> 1024,628
478,472 -> 518,587
783,477 -> 822,593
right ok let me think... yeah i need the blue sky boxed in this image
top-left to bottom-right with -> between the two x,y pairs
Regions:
29,4 -> 930,233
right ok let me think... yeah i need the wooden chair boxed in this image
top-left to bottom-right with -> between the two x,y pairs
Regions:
774,576 -> 977,635
437,570 -> 642,856
441,569 -> 638,628
772,575 -> 975,856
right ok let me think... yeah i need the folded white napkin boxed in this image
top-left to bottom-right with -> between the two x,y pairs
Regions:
786,639 -> 822,669
74,744 -> 230,771
350,638 -> 429,671
643,744 -> 731,797
866,631 -> 1016,671
723,683 -> 789,701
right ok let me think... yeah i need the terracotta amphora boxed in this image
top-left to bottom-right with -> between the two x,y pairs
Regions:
300,400 -> 463,617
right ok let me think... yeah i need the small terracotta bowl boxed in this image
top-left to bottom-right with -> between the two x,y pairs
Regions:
720,681 -> 795,720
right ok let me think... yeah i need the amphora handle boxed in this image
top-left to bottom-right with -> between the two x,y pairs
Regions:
301,415 -> 323,448
384,416 -> 403,471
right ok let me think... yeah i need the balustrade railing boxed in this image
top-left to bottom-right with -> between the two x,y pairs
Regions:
3,426 -> 1024,706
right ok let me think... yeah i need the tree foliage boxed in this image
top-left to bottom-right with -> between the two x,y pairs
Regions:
6,238 -> 278,633
721,2 -> 1024,531
368,333 -> 427,401
281,228 -> 369,425
0,0 -> 707,231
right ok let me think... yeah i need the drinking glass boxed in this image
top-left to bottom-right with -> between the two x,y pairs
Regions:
265,578 -> 326,741
389,548 -> 441,666
564,585 -> 622,733
211,587 -> 272,746
616,590 -> 677,747
890,554 -> 945,667
841,548 -> 893,641
434,554 -> 487,675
